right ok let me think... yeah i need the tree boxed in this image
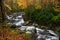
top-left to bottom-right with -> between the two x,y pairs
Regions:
0,0 -> 8,28
0,0 -> 6,23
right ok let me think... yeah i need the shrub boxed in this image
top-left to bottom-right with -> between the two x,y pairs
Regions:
24,5 -> 36,20
24,4 -> 60,26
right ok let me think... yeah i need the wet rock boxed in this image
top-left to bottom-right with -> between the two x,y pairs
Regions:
36,30 -> 59,40
19,26 -> 27,31
26,26 -> 35,31
10,25 -> 16,29
47,30 -> 57,36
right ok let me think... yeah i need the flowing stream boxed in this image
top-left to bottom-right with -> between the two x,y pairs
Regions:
7,12 -> 59,40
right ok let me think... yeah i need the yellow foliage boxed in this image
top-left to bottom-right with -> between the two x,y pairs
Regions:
17,0 -> 27,9
35,3 -> 41,9
4,3 -> 12,10
54,7 -> 60,12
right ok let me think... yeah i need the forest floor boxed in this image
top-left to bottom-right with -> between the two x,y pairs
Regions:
0,28 -> 34,40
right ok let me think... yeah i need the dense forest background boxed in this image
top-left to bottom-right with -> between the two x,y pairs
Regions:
0,0 -> 60,40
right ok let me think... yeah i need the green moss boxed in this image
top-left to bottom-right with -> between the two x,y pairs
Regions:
25,33 -> 33,40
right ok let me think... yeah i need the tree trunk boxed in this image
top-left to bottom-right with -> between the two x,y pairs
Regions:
0,0 -> 6,29
0,0 -> 6,23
